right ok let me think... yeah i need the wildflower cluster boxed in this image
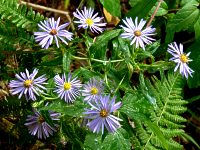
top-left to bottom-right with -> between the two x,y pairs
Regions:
33,7 -> 194,79
9,68 -> 122,138
35,7 -> 106,49
8,5 -> 195,143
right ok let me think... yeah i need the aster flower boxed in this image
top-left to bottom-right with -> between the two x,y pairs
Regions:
25,110 -> 60,139
34,17 -> 73,49
84,95 -> 122,134
82,78 -> 104,102
73,7 -> 106,33
54,73 -> 82,103
167,42 -> 194,78
120,17 -> 156,50
9,68 -> 47,101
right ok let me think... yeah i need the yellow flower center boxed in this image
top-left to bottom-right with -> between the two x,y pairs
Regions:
24,80 -> 32,88
180,54 -> 188,63
100,109 -> 108,117
134,30 -> 142,37
37,115 -> 45,124
50,29 -> 57,35
86,18 -> 94,26
90,87 -> 98,95
64,82 -> 71,90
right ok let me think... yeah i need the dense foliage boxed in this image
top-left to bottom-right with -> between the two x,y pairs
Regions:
0,0 -> 200,149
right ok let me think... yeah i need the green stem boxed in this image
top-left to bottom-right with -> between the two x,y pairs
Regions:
113,74 -> 126,94
138,61 -> 174,67
72,55 -> 124,63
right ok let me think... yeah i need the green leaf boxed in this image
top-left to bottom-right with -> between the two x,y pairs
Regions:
0,0 -> 44,31
118,37 -> 131,60
139,73 -> 156,105
145,120 -> 169,150
123,72 -> 187,149
90,29 -> 121,59
129,0 -> 141,7
181,132 -> 200,149
165,3 -> 199,42
91,29 -> 121,50
84,134 -> 102,150
149,1 -> 168,16
63,49 -> 71,73
180,0 -> 198,6
120,92 -> 152,121
100,0 -> 121,17
41,100 -> 87,117
194,16 -> 200,40
139,61 -> 174,73
101,128 -> 131,150
74,67 -> 102,81
40,110 -> 55,127
126,0 -> 157,18
186,42 -> 200,88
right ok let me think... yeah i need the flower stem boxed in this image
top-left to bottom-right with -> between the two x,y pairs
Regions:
146,0 -> 163,27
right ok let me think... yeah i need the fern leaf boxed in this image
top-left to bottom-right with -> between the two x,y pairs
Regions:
121,72 -> 188,149
0,0 -> 44,31
0,20 -> 35,50
142,73 -> 187,149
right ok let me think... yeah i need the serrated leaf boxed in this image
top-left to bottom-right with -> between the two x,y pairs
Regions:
101,128 -> 131,150
126,0 -> 157,18
100,0 -> 121,17
165,3 -> 199,42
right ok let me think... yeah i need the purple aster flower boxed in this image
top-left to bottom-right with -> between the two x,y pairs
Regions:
84,95 -> 122,134
167,42 -> 194,78
9,68 -> 47,101
120,17 -> 156,50
82,78 -> 104,102
25,110 -> 60,139
73,7 -> 106,33
54,73 -> 82,103
34,17 -> 73,49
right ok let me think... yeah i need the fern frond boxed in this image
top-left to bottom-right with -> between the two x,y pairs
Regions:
0,0 -> 44,31
126,72 -> 187,150
159,118 -> 185,128
0,20 -> 35,51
